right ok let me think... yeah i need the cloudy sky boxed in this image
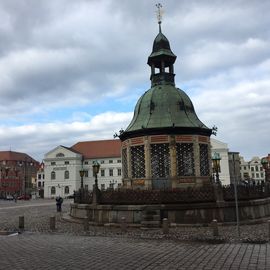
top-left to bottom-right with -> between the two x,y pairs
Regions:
0,0 -> 269,162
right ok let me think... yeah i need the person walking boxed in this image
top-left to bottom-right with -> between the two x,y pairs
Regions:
55,196 -> 63,212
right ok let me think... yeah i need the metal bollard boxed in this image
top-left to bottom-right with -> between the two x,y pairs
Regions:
120,217 -> 127,232
211,219 -> 219,237
83,218 -> 89,231
19,216 -> 24,230
50,216 -> 56,231
162,218 -> 169,234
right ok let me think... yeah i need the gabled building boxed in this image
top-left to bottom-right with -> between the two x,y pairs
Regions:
43,140 -> 122,198
0,151 -> 39,198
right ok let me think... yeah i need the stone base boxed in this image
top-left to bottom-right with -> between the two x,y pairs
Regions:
69,197 -> 270,226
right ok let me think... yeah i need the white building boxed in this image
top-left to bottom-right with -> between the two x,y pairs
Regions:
210,138 -> 230,185
44,140 -> 122,198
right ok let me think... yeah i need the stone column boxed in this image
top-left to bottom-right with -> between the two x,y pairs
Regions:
144,136 -> 151,189
169,136 -> 177,188
193,136 -> 200,182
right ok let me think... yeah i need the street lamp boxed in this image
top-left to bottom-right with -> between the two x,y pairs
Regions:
92,161 -> 100,189
212,152 -> 221,184
79,169 -> 85,189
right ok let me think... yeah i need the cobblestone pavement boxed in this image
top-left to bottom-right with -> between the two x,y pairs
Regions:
1,199 -> 270,269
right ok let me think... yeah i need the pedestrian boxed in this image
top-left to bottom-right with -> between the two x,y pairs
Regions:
14,193 -> 17,203
55,196 -> 63,212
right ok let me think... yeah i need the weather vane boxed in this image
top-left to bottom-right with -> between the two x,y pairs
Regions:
156,3 -> 164,32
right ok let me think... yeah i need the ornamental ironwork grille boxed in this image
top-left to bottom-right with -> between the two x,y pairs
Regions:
176,143 -> 195,176
122,148 -> 128,178
131,145 -> 145,178
151,143 -> 170,178
199,144 -> 210,176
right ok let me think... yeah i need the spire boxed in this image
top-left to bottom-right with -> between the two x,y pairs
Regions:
148,4 -> 177,87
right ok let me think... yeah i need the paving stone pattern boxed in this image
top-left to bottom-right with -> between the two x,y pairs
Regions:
1,199 -> 270,269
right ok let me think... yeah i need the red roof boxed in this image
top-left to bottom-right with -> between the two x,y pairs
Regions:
0,151 -> 38,163
71,139 -> 121,159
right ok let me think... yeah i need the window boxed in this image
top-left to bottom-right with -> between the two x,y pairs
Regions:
252,173 -> 255,178
261,173 -> 264,178
101,169 -> 105,177
101,184 -> 105,191
101,160 -> 105,164
64,161 -> 69,165
51,162 -> 56,165
42,182 -> 44,187
117,160 -> 121,163
64,171 -> 69,179
118,169 -> 121,176
38,182 -> 41,187
56,153 -> 64,157
260,167 -> 263,171
256,173 -> 259,178
199,144 -> 209,176
51,171 -> 56,180
51,186 -> 56,195
109,160 -> 113,164
151,144 -> 169,178
38,174 -> 41,179
64,186 -> 69,194
84,170 -> 88,177
244,166 -> 246,170
42,174 -> 45,179
84,161 -> 89,165
251,167 -> 254,172
176,143 -> 195,176
109,169 -> 113,176
131,145 -> 146,178
255,166 -> 258,171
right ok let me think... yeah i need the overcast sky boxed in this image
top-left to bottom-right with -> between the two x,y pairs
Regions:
0,0 -> 269,162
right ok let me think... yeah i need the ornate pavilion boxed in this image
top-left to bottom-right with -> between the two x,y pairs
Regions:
119,19 -> 212,190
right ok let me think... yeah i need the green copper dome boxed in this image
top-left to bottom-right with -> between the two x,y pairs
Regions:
119,27 -> 211,140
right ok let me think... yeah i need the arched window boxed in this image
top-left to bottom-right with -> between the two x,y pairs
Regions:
64,186 -> 69,194
64,170 -> 69,179
51,171 -> 56,180
56,153 -> 65,157
51,186 -> 56,195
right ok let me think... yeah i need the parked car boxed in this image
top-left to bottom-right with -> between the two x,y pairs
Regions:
17,194 -> 31,200
5,195 -> 14,200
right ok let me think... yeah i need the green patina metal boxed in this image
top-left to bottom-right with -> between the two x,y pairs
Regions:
120,25 -> 211,140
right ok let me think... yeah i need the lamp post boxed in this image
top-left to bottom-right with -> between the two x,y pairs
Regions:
261,157 -> 269,183
79,169 -> 85,189
92,161 -> 100,204
212,152 -> 221,185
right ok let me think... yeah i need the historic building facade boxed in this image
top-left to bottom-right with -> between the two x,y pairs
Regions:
0,151 -> 39,198
43,140 -> 122,198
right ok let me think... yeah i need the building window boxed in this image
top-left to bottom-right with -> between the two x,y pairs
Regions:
51,171 -> 56,180
176,143 -> 195,176
51,162 -> 56,165
118,169 -> 121,176
101,160 -> 104,164
42,181 -> 44,187
199,144 -> 209,176
51,186 -> 56,195
56,153 -> 64,157
64,171 -> 69,179
64,186 -> 69,194
84,161 -> 89,165
38,182 -> 41,187
117,160 -> 121,163
256,173 -> 259,178
131,145 -> 146,178
109,160 -> 113,164
101,184 -> 105,191
38,174 -> 41,179
252,173 -> 255,178
64,161 -> 69,165
85,170 -> 88,177
251,167 -> 254,172
109,169 -> 113,176
255,166 -> 258,171
150,143 -> 170,178
42,174 -> 45,179
244,166 -> 246,170
260,167 -> 263,171
101,169 -> 105,177
261,173 -> 264,178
